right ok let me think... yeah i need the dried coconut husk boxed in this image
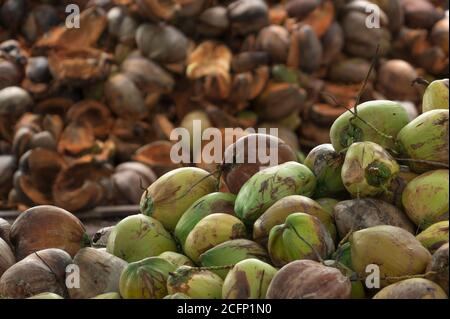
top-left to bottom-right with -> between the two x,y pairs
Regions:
52,157 -> 113,212
57,122 -> 96,156
0,237 -> 14,277
33,97 -> 74,117
0,155 -> 16,198
133,141 -> 182,177
0,218 -> 11,246
34,6 -> 107,53
66,100 -> 113,139
48,47 -> 113,85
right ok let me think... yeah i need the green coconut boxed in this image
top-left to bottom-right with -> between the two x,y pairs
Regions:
396,109 -> 449,173
402,169 -> 449,229
304,143 -> 346,198
341,141 -> 400,197
166,266 -> 223,299
330,100 -> 410,152
416,221 -> 449,253
422,79 -> 449,113
106,214 -> 177,262
222,259 -> 277,299
268,213 -> 335,267
351,225 -> 431,287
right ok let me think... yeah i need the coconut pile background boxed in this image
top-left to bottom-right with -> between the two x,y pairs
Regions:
0,0 -> 449,300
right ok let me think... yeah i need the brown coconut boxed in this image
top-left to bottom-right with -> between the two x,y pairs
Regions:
426,243 -> 449,295
0,237 -> 14,277
266,260 -> 351,299
0,248 -> 72,298
373,278 -> 448,299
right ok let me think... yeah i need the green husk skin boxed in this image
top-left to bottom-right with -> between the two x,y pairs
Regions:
119,257 -> 176,299
341,141 -> 400,197
27,293 -> 64,299
158,252 -> 194,267
422,79 -> 449,113
268,213 -> 335,267
222,259 -> 277,299
166,266 -> 223,299
174,192 -> 236,249
396,109 -> 449,173
199,239 -> 270,279
235,161 -> 317,226
350,225 -> 431,288
253,195 -> 337,247
106,215 -> 177,262
402,169 -> 449,229
416,221 -> 449,253
304,144 -> 346,198
330,100 -> 410,152
139,167 -> 217,231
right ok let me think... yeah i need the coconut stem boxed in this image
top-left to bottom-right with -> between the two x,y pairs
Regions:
186,264 -> 236,272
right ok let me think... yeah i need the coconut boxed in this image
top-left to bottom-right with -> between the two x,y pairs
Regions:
92,226 -> 114,248
184,213 -> 247,264
174,192 -> 236,249
266,260 -> 352,299
139,167 -> 217,231
330,100 -> 410,152
333,198 -> 415,239
350,225 -> 431,287
159,252 -> 194,268
268,213 -> 335,267
119,257 -> 176,299
222,258 -> 277,299
222,133 -> 297,194
323,260 -> 366,299
303,143 -> 346,197
106,214 -> 177,262
426,243 -> 449,295
396,109 -> 449,173
9,205 -> 89,260
380,165 -> 418,208
402,169 -> 448,229
422,79 -> 449,113
167,266 -> 224,299
0,237 -> 14,277
68,248 -> 128,299
253,195 -> 336,246
235,161 -> 317,226
199,239 -> 270,279
373,278 -> 448,299
341,141 -> 399,197
0,248 -> 72,299
416,221 -> 449,253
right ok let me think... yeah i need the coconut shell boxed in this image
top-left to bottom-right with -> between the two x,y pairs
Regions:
0,248 -> 72,299
373,278 -> 448,299
333,198 -> 416,239
266,260 -> 351,299
10,205 -> 89,260
426,243 -> 449,295
0,237 -> 14,277
0,155 -> 16,197
351,225 -> 431,287
68,247 -> 128,299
